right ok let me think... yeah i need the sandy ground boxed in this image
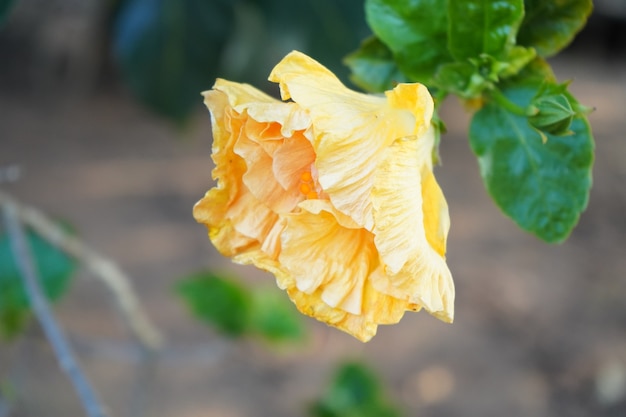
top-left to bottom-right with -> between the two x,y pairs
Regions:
2,16 -> 626,417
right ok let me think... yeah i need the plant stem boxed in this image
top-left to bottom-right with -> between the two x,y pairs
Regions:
489,87 -> 528,116
2,203 -> 108,417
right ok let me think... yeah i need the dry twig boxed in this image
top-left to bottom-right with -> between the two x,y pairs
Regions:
0,191 -> 163,351
2,202 -> 109,417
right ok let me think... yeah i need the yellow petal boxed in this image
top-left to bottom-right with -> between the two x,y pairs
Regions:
209,79 -> 311,138
370,127 -> 454,322
273,202 -> 410,341
206,78 -> 277,110
286,265 -> 415,342
279,202 -> 375,315
193,198 -> 257,257
268,51 -> 433,230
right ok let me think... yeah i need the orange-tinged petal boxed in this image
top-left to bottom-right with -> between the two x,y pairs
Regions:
272,131 -> 316,191
196,83 -> 289,259
233,129 -> 303,213
268,51 -> 433,230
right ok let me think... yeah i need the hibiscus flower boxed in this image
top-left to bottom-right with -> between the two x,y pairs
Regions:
194,51 -> 454,342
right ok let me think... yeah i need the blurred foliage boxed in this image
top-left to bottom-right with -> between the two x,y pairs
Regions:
518,0 -> 594,57
310,362 -> 402,417
176,271 -> 251,336
112,0 -> 235,124
176,270 -> 305,343
0,0 -> 15,27
349,0 -> 594,243
0,227 -> 76,339
111,0 -> 369,124
249,287 -> 305,343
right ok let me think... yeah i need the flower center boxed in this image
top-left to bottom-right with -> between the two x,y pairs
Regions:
299,171 -> 318,199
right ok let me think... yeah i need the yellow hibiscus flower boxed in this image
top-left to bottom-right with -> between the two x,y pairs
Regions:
194,51 -> 454,342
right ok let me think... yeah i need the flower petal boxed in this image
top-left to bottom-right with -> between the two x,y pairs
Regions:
268,51 -> 434,230
279,202 -> 375,315
371,128 -> 454,322
195,84 -> 283,258
209,79 -> 311,138
276,202 -> 412,341
234,127 -> 303,213
272,132 -> 316,191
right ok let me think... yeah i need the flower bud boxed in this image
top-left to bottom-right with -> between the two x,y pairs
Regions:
527,93 -> 575,137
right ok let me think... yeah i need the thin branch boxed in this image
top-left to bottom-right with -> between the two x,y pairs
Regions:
2,202 -> 108,417
0,191 -> 163,351
0,395 -> 9,417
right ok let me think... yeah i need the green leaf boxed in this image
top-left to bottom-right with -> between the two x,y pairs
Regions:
518,0 -> 593,57
112,0 -> 234,123
435,61 -> 482,97
344,36 -> 408,93
469,81 -> 594,243
249,288 -> 305,343
0,0 -> 16,26
499,46 -> 537,78
516,56 -> 557,83
0,228 -> 76,339
365,0 -> 451,83
434,47 -> 535,98
447,0 -> 524,60
310,362 -> 401,417
176,271 -> 252,336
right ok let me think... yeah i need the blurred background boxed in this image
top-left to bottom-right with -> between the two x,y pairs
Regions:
1,0 -> 626,416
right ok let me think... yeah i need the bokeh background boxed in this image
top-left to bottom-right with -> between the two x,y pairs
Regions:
1,0 -> 626,416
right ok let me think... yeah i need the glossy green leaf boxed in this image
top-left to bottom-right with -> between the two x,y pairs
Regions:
0,228 -> 76,339
469,81 -> 594,242
310,362 -> 401,417
518,0 -> 593,57
250,288 -> 305,343
344,36 -> 408,92
499,46 -> 537,78
112,0 -> 234,123
434,46 -> 534,98
0,0 -> 16,26
516,56 -> 557,83
435,61 -> 481,97
176,271 -> 251,336
365,0 -> 451,83
447,0 -> 524,61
